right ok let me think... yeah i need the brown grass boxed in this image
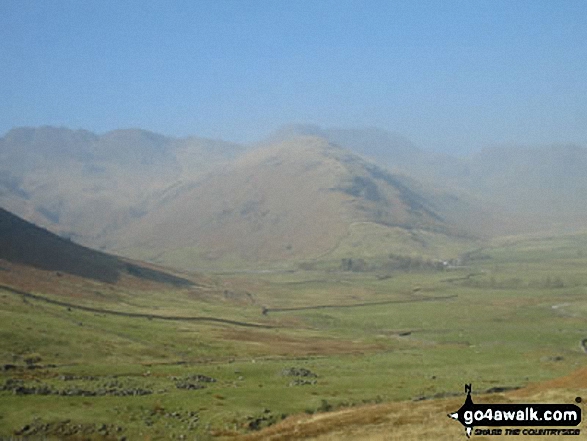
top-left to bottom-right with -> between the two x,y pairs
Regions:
512,366 -> 587,398
227,366 -> 587,441
0,259 -> 211,302
220,329 -> 384,357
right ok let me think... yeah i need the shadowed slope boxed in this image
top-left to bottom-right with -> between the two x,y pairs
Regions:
0,207 -> 192,285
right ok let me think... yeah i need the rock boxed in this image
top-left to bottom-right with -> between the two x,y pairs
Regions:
246,411 -> 278,431
289,379 -> 317,386
281,367 -> 317,378
24,356 -> 42,365
175,382 -> 205,390
15,424 -> 30,435
186,374 -> 216,383
484,386 -> 521,394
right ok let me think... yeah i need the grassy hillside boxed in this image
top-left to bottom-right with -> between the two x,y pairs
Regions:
0,207 -> 193,286
1,230 -> 587,439
237,383 -> 585,441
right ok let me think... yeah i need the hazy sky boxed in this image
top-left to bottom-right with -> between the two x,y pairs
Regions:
1,0 -> 586,154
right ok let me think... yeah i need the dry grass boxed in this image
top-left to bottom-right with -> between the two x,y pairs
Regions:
220,328 -> 385,357
229,368 -> 587,441
230,398 -> 463,441
0,259 -> 195,298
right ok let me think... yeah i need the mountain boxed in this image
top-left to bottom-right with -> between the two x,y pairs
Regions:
268,125 -> 587,228
0,126 -> 246,245
266,124 -> 423,168
0,207 -> 192,286
265,124 -> 464,183
460,145 -> 587,224
3,124 -> 586,271
110,137 -> 493,270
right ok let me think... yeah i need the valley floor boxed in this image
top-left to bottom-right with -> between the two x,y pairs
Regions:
2,232 -> 587,439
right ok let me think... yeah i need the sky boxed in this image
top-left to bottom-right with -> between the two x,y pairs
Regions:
1,0 -> 586,155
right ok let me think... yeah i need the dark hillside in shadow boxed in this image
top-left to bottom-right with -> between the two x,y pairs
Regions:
0,207 -> 192,286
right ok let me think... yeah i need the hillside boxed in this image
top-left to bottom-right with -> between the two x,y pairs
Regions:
461,144 -> 587,224
0,207 -> 192,286
3,125 -> 586,271
266,124 -> 465,186
270,126 -> 587,225
2,228 -> 586,439
110,137 -> 492,270
0,126 -> 245,245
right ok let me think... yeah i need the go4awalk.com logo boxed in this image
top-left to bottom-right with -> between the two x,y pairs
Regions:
448,384 -> 582,437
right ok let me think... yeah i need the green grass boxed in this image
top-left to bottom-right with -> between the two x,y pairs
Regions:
124,221 -> 479,273
2,231 -> 587,439
318,222 -> 476,261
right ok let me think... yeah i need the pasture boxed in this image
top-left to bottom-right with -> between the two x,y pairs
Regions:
1,232 -> 587,439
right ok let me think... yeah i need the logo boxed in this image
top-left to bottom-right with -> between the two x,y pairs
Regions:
448,384 -> 582,437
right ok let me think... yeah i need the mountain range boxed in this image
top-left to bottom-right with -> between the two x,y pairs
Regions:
1,125 -> 586,270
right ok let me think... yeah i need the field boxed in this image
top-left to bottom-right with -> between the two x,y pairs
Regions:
1,231 -> 587,439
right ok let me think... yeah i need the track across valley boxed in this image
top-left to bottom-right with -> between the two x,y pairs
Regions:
0,284 -> 275,329
264,294 -> 457,314
0,283 -> 457,327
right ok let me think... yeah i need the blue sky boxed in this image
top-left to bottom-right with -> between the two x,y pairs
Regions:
1,0 -> 586,154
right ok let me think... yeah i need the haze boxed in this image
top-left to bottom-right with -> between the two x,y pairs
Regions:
4,3 -> 587,439
2,0 -> 586,155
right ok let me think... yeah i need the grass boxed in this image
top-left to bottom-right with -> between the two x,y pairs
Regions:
124,219 -> 479,273
1,231 -> 587,439
317,222 -> 476,261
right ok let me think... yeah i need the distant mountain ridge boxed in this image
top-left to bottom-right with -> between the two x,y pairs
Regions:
0,126 -> 246,244
264,124 -> 473,196
265,124 -> 425,167
462,144 -> 587,221
267,125 -> 587,223
1,124 -> 586,270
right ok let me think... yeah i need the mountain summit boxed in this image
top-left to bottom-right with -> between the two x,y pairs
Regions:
110,136 -> 489,269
